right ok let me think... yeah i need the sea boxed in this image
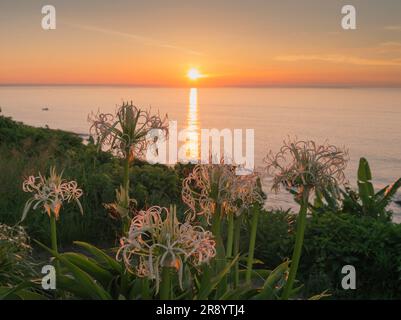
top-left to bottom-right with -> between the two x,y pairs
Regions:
1,86 -> 400,221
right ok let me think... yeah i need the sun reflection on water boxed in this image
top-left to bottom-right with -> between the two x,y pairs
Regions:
185,88 -> 200,161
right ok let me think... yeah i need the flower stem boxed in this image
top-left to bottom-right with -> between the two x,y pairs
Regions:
212,205 -> 228,297
245,206 -> 260,284
211,204 -> 222,237
160,267 -> 171,300
50,212 -> 62,298
123,155 -> 130,198
141,278 -> 151,300
282,191 -> 309,300
211,204 -> 225,266
50,214 -> 58,255
122,155 -> 131,233
233,215 -> 242,288
226,213 -> 234,258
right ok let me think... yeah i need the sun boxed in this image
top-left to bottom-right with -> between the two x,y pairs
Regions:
187,68 -> 202,80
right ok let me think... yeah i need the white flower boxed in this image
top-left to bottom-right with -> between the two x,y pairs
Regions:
182,161 -> 264,221
181,161 -> 236,223
116,206 -> 216,293
88,102 -> 168,161
264,138 -> 349,197
22,167 -> 83,220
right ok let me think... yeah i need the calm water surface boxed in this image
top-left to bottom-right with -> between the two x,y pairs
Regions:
1,86 -> 400,220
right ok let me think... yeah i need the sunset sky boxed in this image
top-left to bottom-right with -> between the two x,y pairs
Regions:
1,0 -> 401,87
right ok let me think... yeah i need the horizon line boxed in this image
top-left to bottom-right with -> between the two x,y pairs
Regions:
1,83 -> 401,89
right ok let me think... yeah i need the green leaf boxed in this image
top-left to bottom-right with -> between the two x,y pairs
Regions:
219,285 -> 255,300
21,198 -> 35,222
358,157 -> 372,181
377,178 -> 401,211
57,257 -> 111,300
61,252 -> 114,285
0,282 -> 33,300
34,240 -> 112,300
308,290 -> 331,300
197,255 -> 238,300
357,158 -> 375,210
252,261 -> 290,300
15,289 -> 48,300
73,241 -> 122,273
57,274 -> 94,299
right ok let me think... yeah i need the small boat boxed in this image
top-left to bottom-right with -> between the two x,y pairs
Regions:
42,107 -> 49,111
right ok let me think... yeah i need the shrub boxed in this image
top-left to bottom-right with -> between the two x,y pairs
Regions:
0,224 -> 36,286
247,209 -> 294,269
301,213 -> 401,299
252,210 -> 401,299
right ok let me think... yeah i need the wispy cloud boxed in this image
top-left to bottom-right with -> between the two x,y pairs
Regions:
380,41 -> 401,47
275,54 -> 401,66
384,25 -> 401,31
376,42 -> 401,54
63,22 -> 204,56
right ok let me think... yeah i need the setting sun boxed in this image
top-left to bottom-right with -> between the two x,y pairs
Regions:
187,68 -> 202,80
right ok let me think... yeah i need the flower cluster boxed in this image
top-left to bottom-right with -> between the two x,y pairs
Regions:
230,172 -> 265,215
263,139 -> 349,197
182,161 -> 264,222
22,167 -> 83,220
88,102 -> 168,161
116,206 -> 216,292
181,162 -> 237,223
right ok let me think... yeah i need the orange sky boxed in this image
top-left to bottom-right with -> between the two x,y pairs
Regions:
1,0 -> 401,87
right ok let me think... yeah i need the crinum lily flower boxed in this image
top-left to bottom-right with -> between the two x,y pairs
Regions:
230,172 -> 265,215
181,160 -> 265,288
263,138 -> 348,199
263,138 -> 348,299
22,167 -> 83,221
229,171 -> 265,284
116,206 -> 216,293
22,167 -> 83,257
181,160 -> 237,224
88,102 -> 168,161
89,102 -> 168,232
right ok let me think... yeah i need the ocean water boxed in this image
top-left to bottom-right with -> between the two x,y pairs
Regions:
1,86 -> 400,220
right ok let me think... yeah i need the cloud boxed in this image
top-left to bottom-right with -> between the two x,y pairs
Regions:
375,42 -> 401,54
380,41 -> 401,47
379,42 -> 401,48
63,22 -> 204,56
275,54 -> 401,66
384,25 -> 401,31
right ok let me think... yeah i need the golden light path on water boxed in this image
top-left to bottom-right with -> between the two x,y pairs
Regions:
184,88 -> 200,161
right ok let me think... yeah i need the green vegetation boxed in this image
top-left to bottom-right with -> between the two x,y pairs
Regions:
0,224 -> 46,299
0,115 -> 181,246
251,211 -> 401,299
312,157 -> 401,221
1,111 -> 400,300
